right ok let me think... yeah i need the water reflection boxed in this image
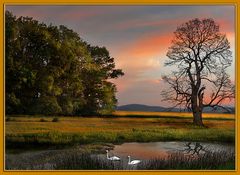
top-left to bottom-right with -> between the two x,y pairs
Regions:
111,141 -> 234,160
182,142 -> 209,156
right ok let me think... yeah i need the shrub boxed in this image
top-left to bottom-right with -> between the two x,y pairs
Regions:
40,118 -> 47,122
5,117 -> 16,122
6,117 -> 11,122
52,117 -> 59,122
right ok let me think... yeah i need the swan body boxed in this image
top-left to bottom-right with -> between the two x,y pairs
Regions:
128,156 -> 141,165
106,150 -> 120,161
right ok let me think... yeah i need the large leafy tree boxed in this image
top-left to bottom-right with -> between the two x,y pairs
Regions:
162,18 -> 234,126
82,46 -> 124,115
5,11 -> 123,115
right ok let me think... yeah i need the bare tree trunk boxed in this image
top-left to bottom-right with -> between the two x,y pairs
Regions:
192,90 -> 204,126
193,110 -> 203,126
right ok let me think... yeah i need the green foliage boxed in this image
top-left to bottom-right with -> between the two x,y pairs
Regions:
5,11 -> 123,116
58,97 -> 74,115
33,96 -> 62,115
78,45 -> 124,115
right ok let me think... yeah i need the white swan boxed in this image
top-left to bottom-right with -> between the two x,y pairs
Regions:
106,150 -> 120,161
127,156 -> 141,165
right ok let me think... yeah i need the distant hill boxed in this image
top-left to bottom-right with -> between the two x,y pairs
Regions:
116,104 -> 179,112
202,106 -> 235,113
116,104 -> 234,114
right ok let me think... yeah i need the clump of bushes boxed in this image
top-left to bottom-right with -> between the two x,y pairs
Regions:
6,117 -> 12,122
6,117 -> 17,122
40,118 -> 47,122
52,117 -> 59,122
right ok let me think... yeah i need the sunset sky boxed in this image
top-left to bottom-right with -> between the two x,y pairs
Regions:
6,5 -> 235,107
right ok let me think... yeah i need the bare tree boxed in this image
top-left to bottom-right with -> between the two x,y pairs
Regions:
162,18 -> 234,126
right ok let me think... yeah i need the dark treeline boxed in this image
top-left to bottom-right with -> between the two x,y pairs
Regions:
5,11 -> 124,116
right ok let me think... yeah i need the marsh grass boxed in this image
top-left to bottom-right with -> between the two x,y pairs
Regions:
5,149 -> 124,170
138,151 -> 235,170
7,150 -> 233,170
5,128 -> 235,149
54,152 -> 123,170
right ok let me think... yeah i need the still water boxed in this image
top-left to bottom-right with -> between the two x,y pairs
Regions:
6,141 -> 234,170
109,142 -> 234,160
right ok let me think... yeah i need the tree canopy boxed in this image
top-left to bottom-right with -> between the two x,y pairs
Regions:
5,11 -> 124,116
162,18 -> 234,126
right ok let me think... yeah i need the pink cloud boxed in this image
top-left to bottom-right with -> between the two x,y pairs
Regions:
218,19 -> 234,33
113,18 -> 234,76
111,31 -> 172,93
125,32 -> 172,57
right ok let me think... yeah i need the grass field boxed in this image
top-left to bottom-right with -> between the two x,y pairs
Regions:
5,111 -> 235,147
113,111 -> 235,119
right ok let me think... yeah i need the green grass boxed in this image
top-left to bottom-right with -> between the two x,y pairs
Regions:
5,114 -> 235,148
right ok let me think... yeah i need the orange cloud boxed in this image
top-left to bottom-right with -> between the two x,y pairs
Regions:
110,31 -> 173,94
111,17 -> 235,105
115,31 -> 173,70
203,96 -> 235,106
115,18 -> 234,70
216,19 -> 235,48
126,32 -> 172,57
217,19 -> 234,33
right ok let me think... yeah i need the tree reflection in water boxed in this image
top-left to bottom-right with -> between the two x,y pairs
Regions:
182,142 -> 209,156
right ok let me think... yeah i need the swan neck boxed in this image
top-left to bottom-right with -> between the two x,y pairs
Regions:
107,152 -> 109,159
128,156 -> 131,163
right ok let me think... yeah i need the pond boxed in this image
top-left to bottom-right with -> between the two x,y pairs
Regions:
108,141 -> 234,160
6,141 -> 234,170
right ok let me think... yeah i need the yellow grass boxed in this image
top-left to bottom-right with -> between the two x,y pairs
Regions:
113,111 -> 235,119
6,114 -> 234,135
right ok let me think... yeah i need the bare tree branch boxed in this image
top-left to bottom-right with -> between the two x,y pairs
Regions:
161,18 -> 234,125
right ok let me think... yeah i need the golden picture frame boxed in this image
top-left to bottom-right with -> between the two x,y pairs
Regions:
0,1 -> 239,175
